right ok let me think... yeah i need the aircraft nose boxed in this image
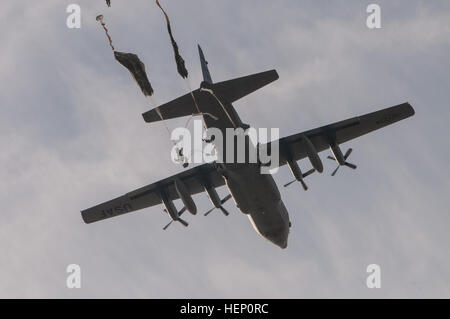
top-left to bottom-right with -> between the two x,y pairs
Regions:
277,240 -> 288,249
269,230 -> 289,249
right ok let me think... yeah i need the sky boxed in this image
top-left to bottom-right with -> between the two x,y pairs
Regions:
1,0 -> 450,298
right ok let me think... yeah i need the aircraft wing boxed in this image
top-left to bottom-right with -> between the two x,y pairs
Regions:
142,70 -> 279,123
81,163 -> 225,224
260,102 -> 415,167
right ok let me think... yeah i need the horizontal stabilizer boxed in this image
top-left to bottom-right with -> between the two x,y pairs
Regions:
142,70 -> 279,123
213,69 -> 279,104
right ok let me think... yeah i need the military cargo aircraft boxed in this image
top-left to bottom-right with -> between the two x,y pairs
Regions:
81,45 -> 415,249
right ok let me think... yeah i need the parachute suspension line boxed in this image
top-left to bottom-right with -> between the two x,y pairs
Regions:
96,15 -> 115,51
148,95 -> 188,166
95,15 -> 175,149
151,95 -> 187,168
184,78 -> 208,130
155,1 -> 217,129
183,82 -> 220,124
155,0 -> 222,165
184,114 -> 193,129
93,15 -> 186,167
200,88 -> 237,128
147,95 -> 176,146
183,80 -> 219,130
184,78 -> 201,115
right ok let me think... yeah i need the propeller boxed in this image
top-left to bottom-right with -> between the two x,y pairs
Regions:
163,207 -> 189,230
327,148 -> 357,176
283,168 -> 315,191
204,194 -> 232,216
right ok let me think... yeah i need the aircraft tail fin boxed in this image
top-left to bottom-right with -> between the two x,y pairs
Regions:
198,44 -> 213,84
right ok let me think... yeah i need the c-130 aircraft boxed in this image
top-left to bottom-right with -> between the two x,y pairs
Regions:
81,45 -> 415,249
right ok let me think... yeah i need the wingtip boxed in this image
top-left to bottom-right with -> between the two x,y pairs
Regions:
408,102 -> 416,116
273,69 -> 280,80
404,102 -> 416,117
80,210 -> 91,224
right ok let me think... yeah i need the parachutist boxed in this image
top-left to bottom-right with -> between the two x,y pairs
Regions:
203,135 -> 215,143
175,147 -> 189,168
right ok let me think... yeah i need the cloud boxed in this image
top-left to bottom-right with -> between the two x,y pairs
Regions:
0,0 -> 450,298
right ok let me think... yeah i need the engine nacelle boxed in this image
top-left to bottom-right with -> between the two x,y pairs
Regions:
174,178 -> 197,215
161,196 -> 179,221
302,135 -> 324,173
205,186 -> 222,208
287,159 -> 304,182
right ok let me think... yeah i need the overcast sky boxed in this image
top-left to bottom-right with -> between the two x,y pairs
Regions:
1,0 -> 450,298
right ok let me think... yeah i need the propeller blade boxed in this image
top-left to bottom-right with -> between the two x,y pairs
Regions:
205,194 -> 232,216
221,194 -> 232,204
163,206 -> 188,230
344,148 -> 353,160
284,180 -> 296,188
302,168 -> 315,178
178,206 -> 187,216
219,206 -> 230,216
327,156 -> 336,161
300,179 -> 308,191
178,218 -> 189,227
331,165 -> 340,177
345,162 -> 357,170
204,207 -> 215,216
163,220 -> 173,231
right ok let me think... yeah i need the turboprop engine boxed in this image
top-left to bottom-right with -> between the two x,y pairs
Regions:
160,189 -> 189,230
327,143 -> 357,176
302,135 -> 324,173
283,136 -> 320,191
174,178 -> 197,215
284,159 -> 315,191
203,187 -> 232,217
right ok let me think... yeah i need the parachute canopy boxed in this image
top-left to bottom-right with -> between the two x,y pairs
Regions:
114,51 -> 154,97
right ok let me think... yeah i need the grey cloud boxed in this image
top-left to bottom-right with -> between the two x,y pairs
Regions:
0,0 -> 450,298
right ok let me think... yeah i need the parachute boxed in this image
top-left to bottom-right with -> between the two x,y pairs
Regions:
95,15 -> 154,98
155,0 -> 189,79
114,51 -> 154,97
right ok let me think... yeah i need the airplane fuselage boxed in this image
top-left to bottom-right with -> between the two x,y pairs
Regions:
221,163 -> 290,248
203,92 -> 290,248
